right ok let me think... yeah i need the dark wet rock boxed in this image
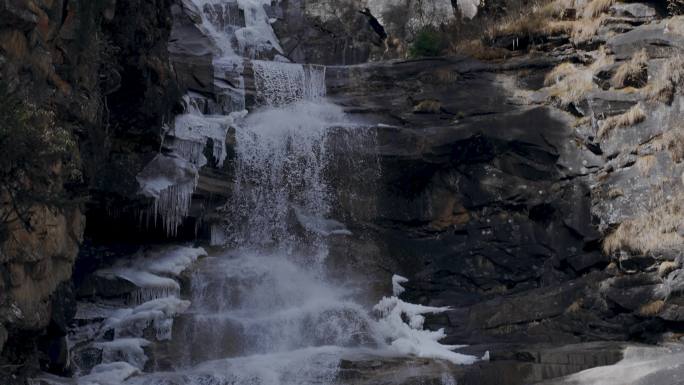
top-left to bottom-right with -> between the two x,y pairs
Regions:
337,342 -> 627,385
71,345 -> 103,375
77,274 -> 138,301
0,324 -> 6,354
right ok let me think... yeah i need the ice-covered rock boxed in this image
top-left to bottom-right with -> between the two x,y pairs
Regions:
78,362 -> 140,385
136,154 -> 199,236
373,277 -> 477,365
94,338 -> 151,370
105,297 -> 191,341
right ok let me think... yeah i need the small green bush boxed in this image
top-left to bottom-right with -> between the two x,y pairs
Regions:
0,84 -> 78,237
409,28 -> 447,58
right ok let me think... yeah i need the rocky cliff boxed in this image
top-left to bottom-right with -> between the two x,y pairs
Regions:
4,0 -> 684,384
322,1 -> 684,383
0,0 -> 182,378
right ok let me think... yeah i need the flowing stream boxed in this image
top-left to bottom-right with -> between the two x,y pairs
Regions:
49,2 -> 476,384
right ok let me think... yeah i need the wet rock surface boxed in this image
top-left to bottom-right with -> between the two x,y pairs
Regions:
5,0 -> 684,384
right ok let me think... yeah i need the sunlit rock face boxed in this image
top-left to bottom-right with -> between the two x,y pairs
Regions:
273,0 -> 475,65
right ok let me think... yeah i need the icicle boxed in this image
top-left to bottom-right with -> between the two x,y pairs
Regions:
154,178 -> 199,237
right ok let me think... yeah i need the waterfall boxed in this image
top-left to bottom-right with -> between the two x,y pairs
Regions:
64,2 -> 474,385
252,60 -> 327,105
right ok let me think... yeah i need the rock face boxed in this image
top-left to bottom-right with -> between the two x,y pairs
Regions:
325,56 -> 619,348
4,0 -> 684,383
324,3 -> 684,381
0,0 -> 182,378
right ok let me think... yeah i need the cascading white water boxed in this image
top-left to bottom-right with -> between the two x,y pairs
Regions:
64,2 -> 475,385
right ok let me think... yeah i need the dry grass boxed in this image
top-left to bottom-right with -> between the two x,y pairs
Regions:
484,0 -> 616,52
636,154 -> 657,176
607,188 -> 624,199
582,0 -> 616,19
597,103 -> 646,139
566,299 -> 583,314
638,300 -> 665,316
488,0 -> 577,42
659,261 -> 680,277
544,62 -> 578,86
644,55 -> 684,103
655,127 -> 684,162
612,49 -> 649,89
603,192 -> 684,255
544,48 -> 613,107
571,15 -> 606,44
450,39 -> 511,61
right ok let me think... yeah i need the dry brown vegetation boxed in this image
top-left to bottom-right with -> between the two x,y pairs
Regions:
583,0 -> 615,19
565,298 -> 583,314
597,103 -> 646,139
603,192 -> 684,255
635,154 -> 657,176
607,188 -> 624,199
449,39 -> 512,61
488,0 -> 615,46
639,300 -> 665,316
656,128 -> 684,162
644,55 -> 684,103
659,261 -> 680,277
612,49 -> 649,89
544,48 -> 613,107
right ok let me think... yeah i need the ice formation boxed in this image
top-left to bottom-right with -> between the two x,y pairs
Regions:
94,338 -> 151,370
72,1 -> 475,384
97,268 -> 180,305
392,274 -> 409,296
95,246 -> 206,305
373,278 -> 477,365
171,104 -> 247,168
136,154 -> 199,236
78,362 -> 140,385
105,297 -> 191,341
